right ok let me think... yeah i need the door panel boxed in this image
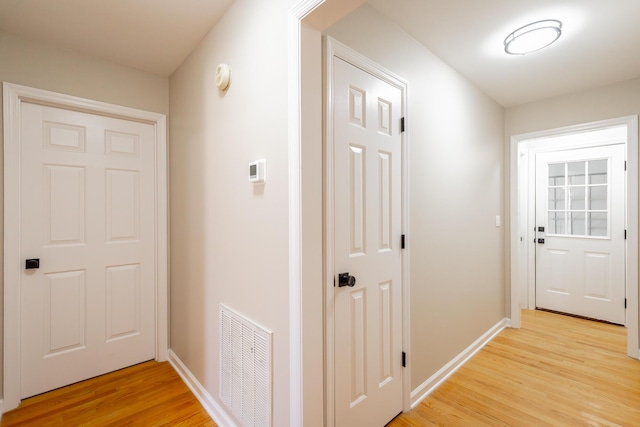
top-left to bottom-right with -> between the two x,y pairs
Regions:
535,145 -> 625,324
44,270 -> 86,355
20,102 -> 156,398
333,57 -> 403,427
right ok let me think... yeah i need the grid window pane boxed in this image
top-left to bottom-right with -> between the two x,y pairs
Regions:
569,212 -> 585,236
569,186 -> 585,210
589,186 -> 607,210
548,211 -> 565,235
588,212 -> 608,237
548,188 -> 565,210
544,157 -> 610,239
568,161 -> 585,185
548,163 -> 565,186
589,159 -> 608,184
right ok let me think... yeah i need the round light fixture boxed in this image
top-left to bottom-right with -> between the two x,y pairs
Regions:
504,19 -> 562,55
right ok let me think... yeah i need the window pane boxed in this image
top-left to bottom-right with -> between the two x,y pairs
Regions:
568,161 -> 585,185
569,212 -> 585,236
589,186 -> 607,210
548,163 -> 565,186
569,186 -> 585,210
589,159 -> 608,184
588,212 -> 608,237
548,188 -> 565,210
548,211 -> 565,234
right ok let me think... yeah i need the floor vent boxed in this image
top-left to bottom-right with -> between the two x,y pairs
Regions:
220,304 -> 272,427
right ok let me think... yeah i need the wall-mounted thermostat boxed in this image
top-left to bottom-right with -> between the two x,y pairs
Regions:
249,159 -> 266,184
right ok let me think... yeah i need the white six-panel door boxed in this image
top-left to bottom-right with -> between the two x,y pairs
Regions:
333,57 -> 403,427
20,102 -> 156,398
535,144 -> 625,324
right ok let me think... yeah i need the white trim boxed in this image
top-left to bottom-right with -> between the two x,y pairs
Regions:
2,82 -> 169,412
324,36 -> 410,426
167,350 -> 239,427
324,36 -> 337,427
288,3 -> 320,426
410,318 -> 509,408
509,116 -> 639,359
287,11 -> 303,427
626,117 -> 640,358
290,3 -> 339,426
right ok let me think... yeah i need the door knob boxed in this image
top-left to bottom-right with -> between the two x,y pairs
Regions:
25,258 -> 40,269
338,272 -> 356,287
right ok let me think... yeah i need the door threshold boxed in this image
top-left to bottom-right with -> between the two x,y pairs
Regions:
535,307 -> 624,326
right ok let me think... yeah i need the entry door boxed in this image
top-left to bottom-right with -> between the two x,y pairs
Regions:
333,57 -> 403,426
20,102 -> 156,398
535,144 -> 625,324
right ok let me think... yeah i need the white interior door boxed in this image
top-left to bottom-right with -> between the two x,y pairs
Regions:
535,144 -> 625,324
333,57 -> 403,426
20,102 -> 156,398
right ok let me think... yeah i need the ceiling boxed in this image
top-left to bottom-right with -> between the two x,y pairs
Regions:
0,0 -> 234,77
0,0 -> 638,107
368,0 -> 640,107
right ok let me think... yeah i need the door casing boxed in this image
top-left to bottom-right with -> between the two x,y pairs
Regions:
324,36 -> 411,427
509,116 -> 639,359
3,82 -> 169,412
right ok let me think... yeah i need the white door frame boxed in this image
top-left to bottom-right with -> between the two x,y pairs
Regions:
509,116 -> 639,359
324,36 -> 410,427
3,82 -> 169,412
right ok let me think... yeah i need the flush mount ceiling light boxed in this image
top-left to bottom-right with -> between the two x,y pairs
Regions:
504,19 -> 562,55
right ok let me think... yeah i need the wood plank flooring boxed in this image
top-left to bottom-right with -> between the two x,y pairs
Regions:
1,361 -> 215,426
389,309 -> 640,426
2,310 -> 638,426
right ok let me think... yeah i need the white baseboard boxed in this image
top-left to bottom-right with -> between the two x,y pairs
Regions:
167,349 -> 238,427
0,399 -> 3,419
410,318 -> 509,408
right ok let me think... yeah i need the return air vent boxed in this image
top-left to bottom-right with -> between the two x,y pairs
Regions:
220,305 -> 272,427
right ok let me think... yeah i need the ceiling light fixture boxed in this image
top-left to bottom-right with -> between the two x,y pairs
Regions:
504,19 -> 562,55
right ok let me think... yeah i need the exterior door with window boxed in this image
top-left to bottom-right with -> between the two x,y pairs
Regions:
535,144 -> 625,324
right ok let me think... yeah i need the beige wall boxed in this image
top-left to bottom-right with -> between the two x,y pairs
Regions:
168,0 -> 295,425
0,29 -> 169,398
504,77 -> 640,344
325,4 -> 506,390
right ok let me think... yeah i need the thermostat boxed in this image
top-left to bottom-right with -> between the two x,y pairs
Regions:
249,159 -> 266,184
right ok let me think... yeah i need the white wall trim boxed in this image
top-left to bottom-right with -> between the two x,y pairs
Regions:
324,36 -> 411,426
167,350 -> 238,427
410,318 -> 509,408
509,116 -> 639,359
2,82 -> 169,412
288,3 -> 319,426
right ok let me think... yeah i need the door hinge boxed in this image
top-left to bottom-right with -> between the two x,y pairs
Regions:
402,351 -> 406,368
400,117 -> 405,133
625,298 -> 627,309
401,234 -> 405,249
625,161 -> 627,171
625,229 -> 627,240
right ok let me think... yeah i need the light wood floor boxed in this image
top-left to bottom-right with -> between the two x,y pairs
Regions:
2,310 -> 639,426
1,361 -> 216,426
389,309 -> 640,426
